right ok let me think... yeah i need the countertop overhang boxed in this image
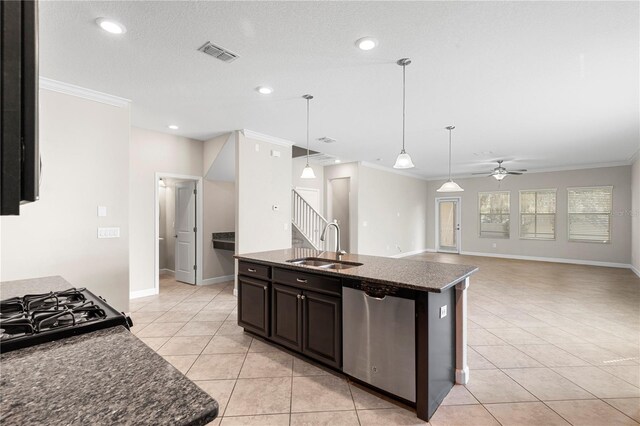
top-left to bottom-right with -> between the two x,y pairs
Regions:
0,276 -> 219,426
235,248 -> 478,292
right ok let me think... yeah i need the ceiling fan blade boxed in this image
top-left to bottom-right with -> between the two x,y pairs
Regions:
471,172 -> 492,175
511,169 -> 528,172
506,172 -> 523,175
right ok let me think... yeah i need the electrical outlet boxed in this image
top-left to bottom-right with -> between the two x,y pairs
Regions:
271,149 -> 281,157
97,206 -> 107,217
272,204 -> 279,211
440,305 -> 448,319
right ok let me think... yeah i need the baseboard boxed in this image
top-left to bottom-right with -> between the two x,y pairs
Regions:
130,287 -> 158,299
459,251 -> 632,269
201,275 -> 235,286
159,268 -> 174,274
631,265 -> 640,278
390,248 -> 431,258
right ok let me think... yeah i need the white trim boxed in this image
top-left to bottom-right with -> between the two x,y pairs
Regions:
629,149 -> 639,164
159,268 -> 175,274
201,275 -> 235,286
359,161 -> 429,181
39,77 -> 130,108
459,250 -> 631,269
389,248 -> 430,258
435,197 -> 462,254
241,129 -> 295,147
455,277 -> 470,385
631,265 -> 640,278
130,287 -> 158,299
154,173 -> 204,296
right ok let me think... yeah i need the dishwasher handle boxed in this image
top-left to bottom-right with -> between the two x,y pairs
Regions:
364,292 -> 386,301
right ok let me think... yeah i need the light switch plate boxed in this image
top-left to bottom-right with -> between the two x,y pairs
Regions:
97,206 -> 107,217
255,143 -> 260,152
98,227 -> 120,239
271,149 -> 281,157
440,305 -> 448,319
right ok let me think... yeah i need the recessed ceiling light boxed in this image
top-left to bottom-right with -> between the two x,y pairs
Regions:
256,86 -> 273,95
334,159 -> 341,164
95,18 -> 126,34
168,125 -> 179,130
355,37 -> 378,51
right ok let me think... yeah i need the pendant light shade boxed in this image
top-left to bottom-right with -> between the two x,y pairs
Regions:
301,94 -> 316,179
437,126 -> 464,192
393,58 -> 415,169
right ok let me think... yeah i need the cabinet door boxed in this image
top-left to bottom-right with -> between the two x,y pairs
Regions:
238,276 -> 269,337
271,283 -> 302,351
302,290 -> 342,368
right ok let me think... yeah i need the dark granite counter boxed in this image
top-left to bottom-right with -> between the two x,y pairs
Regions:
235,248 -> 478,292
0,276 -> 218,425
212,232 -> 235,251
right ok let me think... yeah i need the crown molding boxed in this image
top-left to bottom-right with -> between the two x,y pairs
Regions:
629,149 -> 639,164
425,160 -> 635,182
241,129 -> 295,147
39,77 -> 131,108
359,161 -> 429,181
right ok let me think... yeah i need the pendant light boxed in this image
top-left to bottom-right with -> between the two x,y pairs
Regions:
393,58 -> 415,169
300,94 -> 316,179
437,126 -> 464,192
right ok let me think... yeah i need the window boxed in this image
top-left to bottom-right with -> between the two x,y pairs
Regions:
520,189 -> 556,240
479,191 -> 510,238
567,186 -> 613,243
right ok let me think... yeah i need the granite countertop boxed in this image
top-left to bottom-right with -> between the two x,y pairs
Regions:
235,248 -> 478,293
0,277 -> 218,425
212,232 -> 235,242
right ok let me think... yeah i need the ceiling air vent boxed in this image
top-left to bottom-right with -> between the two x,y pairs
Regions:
198,41 -> 238,63
317,137 -> 336,144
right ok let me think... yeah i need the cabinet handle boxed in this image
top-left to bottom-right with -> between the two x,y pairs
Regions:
301,295 -> 306,300
263,286 -> 267,291
296,278 -> 308,283
248,268 -> 257,273
296,294 -> 301,299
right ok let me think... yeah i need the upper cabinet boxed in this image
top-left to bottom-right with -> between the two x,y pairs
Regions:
1,0 -> 40,215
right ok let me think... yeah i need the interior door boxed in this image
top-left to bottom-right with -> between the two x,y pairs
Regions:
174,181 -> 197,284
437,198 -> 461,254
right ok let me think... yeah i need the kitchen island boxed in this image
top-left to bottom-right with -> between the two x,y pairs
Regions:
0,276 -> 219,426
235,248 -> 478,421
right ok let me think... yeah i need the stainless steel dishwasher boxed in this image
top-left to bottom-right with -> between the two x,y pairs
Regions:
342,282 -> 416,402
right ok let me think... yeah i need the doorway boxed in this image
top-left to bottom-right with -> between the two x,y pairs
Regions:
436,197 -> 461,254
327,177 -> 350,252
155,173 -> 203,292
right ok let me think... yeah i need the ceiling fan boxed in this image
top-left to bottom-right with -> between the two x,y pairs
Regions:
473,160 -> 527,181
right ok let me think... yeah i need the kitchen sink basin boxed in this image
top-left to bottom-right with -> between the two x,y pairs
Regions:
287,257 -> 363,270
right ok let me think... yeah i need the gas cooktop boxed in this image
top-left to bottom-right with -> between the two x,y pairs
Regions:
0,287 -> 132,353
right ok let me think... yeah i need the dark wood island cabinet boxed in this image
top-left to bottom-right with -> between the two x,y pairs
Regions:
235,249 -> 478,422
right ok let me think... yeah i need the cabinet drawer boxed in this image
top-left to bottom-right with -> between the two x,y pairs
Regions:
273,268 -> 341,296
238,261 -> 271,280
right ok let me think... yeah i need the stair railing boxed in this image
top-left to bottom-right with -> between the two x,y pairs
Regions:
292,189 -> 329,251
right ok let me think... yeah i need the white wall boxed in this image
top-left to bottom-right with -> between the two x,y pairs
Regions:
357,164 -> 429,257
427,165 -> 633,265
292,157 -> 325,215
236,132 -> 292,255
0,89 -> 130,311
158,184 -> 167,270
129,127 -> 203,293
632,155 -> 640,274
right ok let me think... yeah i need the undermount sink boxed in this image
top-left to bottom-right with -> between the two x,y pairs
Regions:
287,257 -> 363,270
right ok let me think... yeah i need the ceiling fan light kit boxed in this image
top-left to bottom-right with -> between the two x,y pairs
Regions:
437,126 -> 464,192
473,160 -> 528,181
301,94 -> 316,179
393,58 -> 415,169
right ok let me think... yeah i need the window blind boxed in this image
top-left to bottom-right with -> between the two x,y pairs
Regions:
567,186 -> 613,243
520,189 -> 556,240
479,191 -> 510,238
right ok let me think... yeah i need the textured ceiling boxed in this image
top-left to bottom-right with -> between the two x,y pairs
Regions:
39,1 -> 639,178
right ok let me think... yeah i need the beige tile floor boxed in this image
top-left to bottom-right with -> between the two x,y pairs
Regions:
129,254 -> 640,425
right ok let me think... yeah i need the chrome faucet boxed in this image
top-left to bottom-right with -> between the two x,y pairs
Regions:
321,220 -> 346,255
